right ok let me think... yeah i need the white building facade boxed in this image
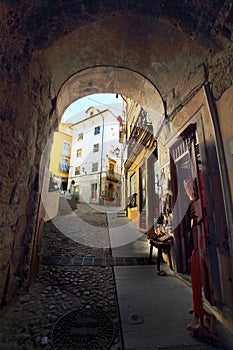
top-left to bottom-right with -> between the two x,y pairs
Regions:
68,107 -> 123,206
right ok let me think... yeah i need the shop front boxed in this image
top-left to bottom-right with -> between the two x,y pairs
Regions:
170,124 -> 215,304
164,87 -> 232,316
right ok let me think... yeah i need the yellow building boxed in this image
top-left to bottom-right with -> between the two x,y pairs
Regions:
124,98 -> 157,231
49,122 -> 73,192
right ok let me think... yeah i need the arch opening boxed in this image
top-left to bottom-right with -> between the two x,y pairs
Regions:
42,67 -> 165,248
56,66 -> 165,128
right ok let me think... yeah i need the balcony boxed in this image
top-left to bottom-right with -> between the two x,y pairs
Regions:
59,164 -> 69,173
106,170 -> 121,183
125,108 -> 157,170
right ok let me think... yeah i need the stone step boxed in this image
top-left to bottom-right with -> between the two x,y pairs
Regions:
117,210 -> 127,217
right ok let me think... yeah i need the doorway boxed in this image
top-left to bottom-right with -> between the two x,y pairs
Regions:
170,124 -> 214,303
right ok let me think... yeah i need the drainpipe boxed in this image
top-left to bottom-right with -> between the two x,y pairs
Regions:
97,109 -> 105,205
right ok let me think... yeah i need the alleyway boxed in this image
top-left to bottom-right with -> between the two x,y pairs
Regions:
1,197 -> 233,350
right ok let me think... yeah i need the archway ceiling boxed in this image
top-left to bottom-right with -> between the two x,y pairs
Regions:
35,2 -> 232,106
2,0 -> 232,103
8,0 -> 232,52
57,67 -> 164,119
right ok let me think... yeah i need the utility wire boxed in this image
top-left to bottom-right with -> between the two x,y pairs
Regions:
87,96 -> 123,113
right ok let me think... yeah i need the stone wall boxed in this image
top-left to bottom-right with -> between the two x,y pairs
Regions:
0,42 -> 57,302
44,191 -> 60,222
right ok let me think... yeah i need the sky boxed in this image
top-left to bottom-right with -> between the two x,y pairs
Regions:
62,93 -> 124,124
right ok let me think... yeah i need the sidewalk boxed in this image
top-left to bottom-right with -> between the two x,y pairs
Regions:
107,209 -> 233,350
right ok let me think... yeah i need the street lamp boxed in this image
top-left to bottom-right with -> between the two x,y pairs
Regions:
114,147 -> 120,157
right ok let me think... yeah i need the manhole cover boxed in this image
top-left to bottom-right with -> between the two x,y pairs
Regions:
51,307 -> 114,350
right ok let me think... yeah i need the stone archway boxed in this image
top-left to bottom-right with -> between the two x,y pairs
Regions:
28,65 -> 165,291
56,66 -> 165,125
1,1 -> 232,307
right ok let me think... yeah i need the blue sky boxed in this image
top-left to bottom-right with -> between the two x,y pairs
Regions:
62,93 -> 124,124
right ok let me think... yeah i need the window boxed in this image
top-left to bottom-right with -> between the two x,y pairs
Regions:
94,126 -> 100,135
91,183 -> 97,199
119,130 -> 124,144
93,143 -> 99,152
130,173 -> 136,195
78,132 -> 83,141
76,148 -> 82,157
60,158 -> 69,172
92,162 -> 98,172
62,141 -> 70,156
140,167 -> 146,210
129,173 -> 137,208
75,166 -> 80,175
109,163 -> 114,174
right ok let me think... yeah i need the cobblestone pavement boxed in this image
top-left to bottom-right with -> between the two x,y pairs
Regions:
41,213 -> 111,258
0,199 -> 123,350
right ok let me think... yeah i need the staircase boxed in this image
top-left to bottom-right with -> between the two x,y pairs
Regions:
117,209 -> 127,217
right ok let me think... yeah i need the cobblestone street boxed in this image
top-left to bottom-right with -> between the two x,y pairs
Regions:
2,198 -> 232,350
0,199 -> 123,350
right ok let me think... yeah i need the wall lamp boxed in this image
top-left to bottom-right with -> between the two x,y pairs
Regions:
114,147 -> 120,157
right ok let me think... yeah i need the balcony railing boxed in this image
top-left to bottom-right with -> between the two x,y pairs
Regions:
59,164 -> 69,173
125,108 -> 157,170
106,170 -> 121,182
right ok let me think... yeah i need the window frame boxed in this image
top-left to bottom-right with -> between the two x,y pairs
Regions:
62,141 -> 70,156
76,148 -> 82,158
94,126 -> 100,135
93,143 -> 99,152
75,166 -> 80,175
60,157 -> 69,172
92,162 -> 98,172
130,172 -> 136,196
78,132 -> 83,141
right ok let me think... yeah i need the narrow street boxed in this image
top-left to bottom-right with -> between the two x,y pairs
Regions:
0,198 -> 124,350
1,197 -> 233,350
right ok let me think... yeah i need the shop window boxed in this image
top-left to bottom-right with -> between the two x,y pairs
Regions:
141,167 -> 146,210
130,173 -> 136,195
